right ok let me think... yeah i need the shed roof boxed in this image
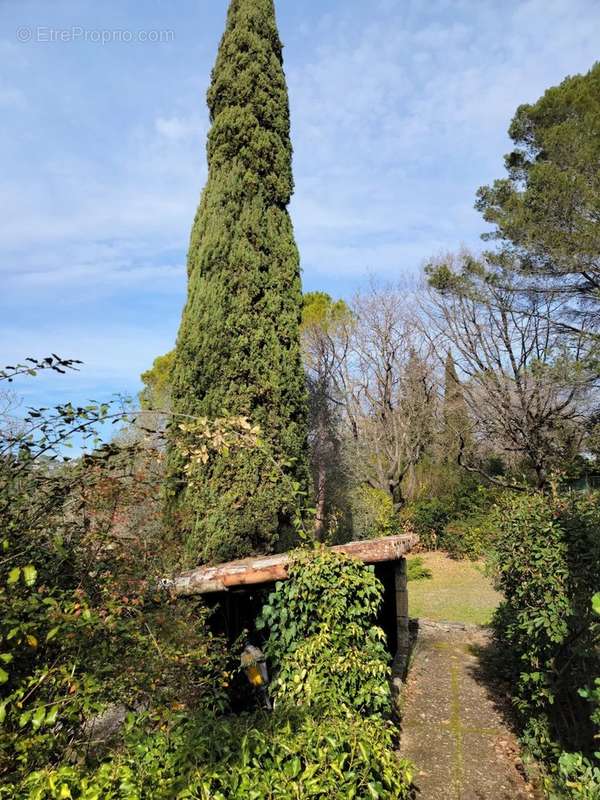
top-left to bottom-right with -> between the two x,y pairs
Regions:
165,533 -> 418,596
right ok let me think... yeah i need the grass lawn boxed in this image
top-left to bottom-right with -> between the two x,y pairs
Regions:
408,551 -> 502,626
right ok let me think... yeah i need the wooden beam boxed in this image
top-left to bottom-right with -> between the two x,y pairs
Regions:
393,558 -> 410,675
163,533 -> 418,597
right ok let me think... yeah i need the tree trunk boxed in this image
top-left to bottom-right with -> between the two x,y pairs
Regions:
314,459 -> 327,542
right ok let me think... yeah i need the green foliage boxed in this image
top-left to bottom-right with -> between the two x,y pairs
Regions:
14,708 -> 412,800
350,486 -> 402,540
174,415 -> 312,562
139,350 -> 175,411
0,368 -> 229,789
491,490 -> 600,794
167,0 -> 309,563
556,593 -> 600,799
476,61 -> 600,322
441,351 -> 472,465
406,557 -> 432,582
10,548 -> 413,799
402,478 -> 498,559
441,512 -> 498,561
301,292 -> 352,543
1,364 -> 411,799
302,292 -> 351,330
257,548 -> 393,717
401,497 -> 451,549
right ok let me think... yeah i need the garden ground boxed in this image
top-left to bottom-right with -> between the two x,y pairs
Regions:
408,552 -> 502,626
400,622 -> 543,799
401,552 -> 542,799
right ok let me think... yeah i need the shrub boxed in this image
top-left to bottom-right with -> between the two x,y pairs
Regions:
350,486 -> 402,540
257,548 -> 393,717
0,379 -> 229,788
14,548 -> 414,800
1,364 -> 412,799
16,708 -> 412,800
556,593 -> 600,799
401,497 -> 451,549
492,490 -> 600,794
441,512 -> 498,560
407,556 -> 432,582
401,482 -> 499,557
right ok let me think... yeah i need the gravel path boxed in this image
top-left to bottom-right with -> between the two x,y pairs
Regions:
399,621 -> 543,800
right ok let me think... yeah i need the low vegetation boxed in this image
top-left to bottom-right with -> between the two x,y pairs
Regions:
1,434 -> 413,799
492,490 -> 600,799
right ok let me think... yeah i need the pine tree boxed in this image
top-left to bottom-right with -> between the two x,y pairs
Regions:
476,62 -> 600,334
167,0 -> 309,564
442,352 -> 472,464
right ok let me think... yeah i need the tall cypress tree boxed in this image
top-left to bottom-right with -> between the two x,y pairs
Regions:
167,0 -> 309,564
442,352 -> 472,464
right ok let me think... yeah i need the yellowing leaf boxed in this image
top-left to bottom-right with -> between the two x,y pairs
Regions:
23,565 -> 37,587
7,567 -> 20,585
26,635 -> 38,649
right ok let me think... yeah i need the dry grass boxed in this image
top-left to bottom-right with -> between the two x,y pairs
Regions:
408,551 -> 502,626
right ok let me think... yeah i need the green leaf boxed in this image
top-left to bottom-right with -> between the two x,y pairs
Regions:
592,593 -> 600,616
0,667 -> 8,684
46,626 -> 61,642
0,703 -> 6,724
7,567 -> 20,585
23,565 -> 37,587
19,711 -> 31,728
31,706 -> 46,730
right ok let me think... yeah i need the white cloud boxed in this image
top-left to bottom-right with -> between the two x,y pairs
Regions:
155,114 -> 204,142
2,0 -> 599,407
286,0 -> 600,279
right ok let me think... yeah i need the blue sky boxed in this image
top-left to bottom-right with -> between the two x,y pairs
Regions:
2,0 -> 599,409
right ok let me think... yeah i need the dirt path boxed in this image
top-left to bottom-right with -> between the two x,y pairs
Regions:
399,620 -> 541,800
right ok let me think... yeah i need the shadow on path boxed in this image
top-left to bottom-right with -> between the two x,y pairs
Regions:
398,619 -> 543,800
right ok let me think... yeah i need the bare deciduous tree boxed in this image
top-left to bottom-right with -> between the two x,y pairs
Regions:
329,286 -> 437,511
424,251 -> 594,487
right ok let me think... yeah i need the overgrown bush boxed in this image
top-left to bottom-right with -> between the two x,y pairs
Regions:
556,592 -> 600,799
1,363 -> 412,799
402,483 -> 498,559
492,490 -> 600,796
401,497 -> 451,549
350,486 -> 402,540
16,708 -> 411,800
0,364 -> 229,792
256,548 -> 413,796
441,512 -> 498,560
258,548 -> 393,717
7,548 -> 413,800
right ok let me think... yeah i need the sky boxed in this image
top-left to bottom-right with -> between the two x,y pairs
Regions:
1,0 -> 599,410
